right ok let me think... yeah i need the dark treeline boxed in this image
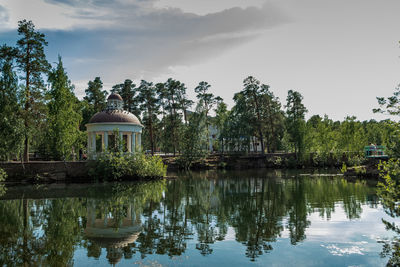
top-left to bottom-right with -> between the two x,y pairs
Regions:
0,172 -> 377,265
0,20 -> 398,165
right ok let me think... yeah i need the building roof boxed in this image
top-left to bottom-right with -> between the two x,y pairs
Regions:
88,110 -> 142,125
107,93 -> 123,101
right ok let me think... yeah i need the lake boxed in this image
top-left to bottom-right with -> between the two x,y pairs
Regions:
0,169 -> 398,266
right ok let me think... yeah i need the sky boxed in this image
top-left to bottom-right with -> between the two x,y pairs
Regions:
0,0 -> 399,121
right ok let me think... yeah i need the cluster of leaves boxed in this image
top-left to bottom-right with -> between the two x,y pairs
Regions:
177,106 -> 209,169
215,76 -> 397,166
87,152 -> 167,181
0,168 -> 7,196
376,159 -> 400,266
0,168 -> 7,182
219,76 -> 286,155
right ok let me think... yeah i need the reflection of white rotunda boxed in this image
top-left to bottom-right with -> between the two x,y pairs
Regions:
84,219 -> 142,249
84,201 -> 142,265
86,93 -> 143,158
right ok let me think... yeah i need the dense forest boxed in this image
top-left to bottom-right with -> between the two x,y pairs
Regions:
1,20 -> 399,165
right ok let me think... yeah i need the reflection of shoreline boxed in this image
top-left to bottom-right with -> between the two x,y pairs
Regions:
0,182 -> 142,200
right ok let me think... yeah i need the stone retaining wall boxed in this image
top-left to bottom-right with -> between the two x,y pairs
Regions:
0,161 -> 89,181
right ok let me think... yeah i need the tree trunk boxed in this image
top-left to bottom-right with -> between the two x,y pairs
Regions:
24,136 -> 29,162
183,108 -> 188,125
252,91 -> 265,155
23,44 -> 31,162
148,105 -> 155,156
266,100 -> 276,153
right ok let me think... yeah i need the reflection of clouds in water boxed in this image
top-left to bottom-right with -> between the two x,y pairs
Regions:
134,259 -> 164,267
321,242 -> 368,256
224,227 -> 236,241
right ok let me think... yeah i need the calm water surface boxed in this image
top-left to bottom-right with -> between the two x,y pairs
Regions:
0,169 -> 398,266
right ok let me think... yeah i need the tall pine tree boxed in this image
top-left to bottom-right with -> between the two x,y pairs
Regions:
137,80 -> 160,155
16,20 -> 51,162
47,56 -> 82,160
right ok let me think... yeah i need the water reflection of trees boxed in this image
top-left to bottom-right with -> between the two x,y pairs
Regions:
0,173 -> 375,265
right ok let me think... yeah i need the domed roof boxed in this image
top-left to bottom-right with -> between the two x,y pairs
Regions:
108,93 -> 123,101
88,110 -> 142,125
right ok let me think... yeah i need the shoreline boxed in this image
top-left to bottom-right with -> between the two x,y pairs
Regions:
0,153 -> 382,183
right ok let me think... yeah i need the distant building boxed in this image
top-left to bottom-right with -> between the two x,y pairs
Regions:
208,124 -> 262,153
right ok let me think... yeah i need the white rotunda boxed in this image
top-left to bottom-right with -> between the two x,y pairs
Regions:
86,93 -> 143,158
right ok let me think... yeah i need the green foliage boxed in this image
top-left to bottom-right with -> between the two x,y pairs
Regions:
128,153 -> 167,178
16,19 -> 51,161
214,101 -> 229,152
81,77 -> 107,129
156,78 -> 188,154
195,81 -> 222,151
260,84 -> 285,152
46,56 -> 83,160
353,166 -> 366,175
374,84 -> 400,116
111,79 -> 139,115
377,159 -> 400,217
383,121 -> 400,158
341,162 -> 347,173
286,90 -> 307,159
0,45 -> 24,161
304,115 -> 394,166
240,76 -> 266,154
137,80 -> 160,155
177,104 -> 209,169
84,77 -> 107,112
222,92 -> 253,152
347,154 -> 365,167
220,76 -> 284,154
376,159 -> 400,265
107,128 -> 124,153
0,168 -> 7,196
0,168 -> 6,182
87,152 -> 167,181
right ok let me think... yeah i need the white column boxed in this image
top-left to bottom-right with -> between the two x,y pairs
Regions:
91,133 -> 96,153
127,133 -> 132,153
87,132 -> 90,152
138,133 -> 141,152
132,132 -> 136,153
101,134 -> 104,152
104,132 -> 108,151
119,131 -> 123,152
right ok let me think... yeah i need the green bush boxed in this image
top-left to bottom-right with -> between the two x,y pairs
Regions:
347,154 -> 365,167
341,162 -> 347,173
87,152 -> 167,181
274,156 -> 283,167
0,168 -> 7,196
0,168 -> 7,182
